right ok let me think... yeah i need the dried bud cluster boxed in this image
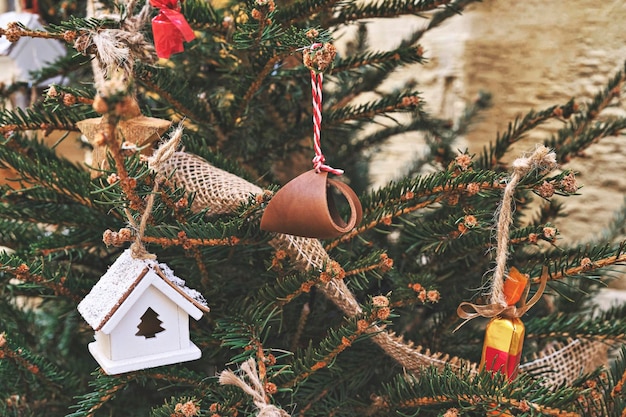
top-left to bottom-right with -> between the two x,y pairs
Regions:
303,43 -> 337,72
102,228 -> 132,247
173,400 -> 200,417
408,283 -> 440,303
454,153 -> 472,171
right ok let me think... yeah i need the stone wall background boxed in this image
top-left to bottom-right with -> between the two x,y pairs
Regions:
365,0 -> 626,297
365,1 -> 626,237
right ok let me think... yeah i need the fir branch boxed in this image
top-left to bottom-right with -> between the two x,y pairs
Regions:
0,252 -> 79,301
329,0 -> 453,26
325,91 -> 423,126
284,315 -> 378,388
331,46 -> 426,75
135,68 -> 204,122
374,367 -> 582,416
548,64 -> 625,159
326,170 -> 506,249
234,54 -> 283,122
538,240 -> 626,285
181,0 -> 221,28
0,334 -> 80,397
525,305 -> 626,342
0,23 -> 72,43
67,372 -> 133,417
476,100 -> 577,170
0,104 -> 84,134
275,0 -> 342,27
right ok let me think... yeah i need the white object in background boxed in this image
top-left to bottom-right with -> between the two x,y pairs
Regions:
77,249 -> 210,374
0,11 -> 66,85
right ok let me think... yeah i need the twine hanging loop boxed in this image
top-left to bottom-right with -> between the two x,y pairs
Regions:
219,358 -> 290,417
456,145 -> 557,328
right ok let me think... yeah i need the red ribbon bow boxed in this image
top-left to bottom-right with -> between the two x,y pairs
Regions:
150,0 -> 195,59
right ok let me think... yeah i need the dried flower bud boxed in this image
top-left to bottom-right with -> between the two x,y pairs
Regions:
410,283 -> 423,292
379,253 -> 393,272
528,233 -> 539,244
455,154 -> 472,171
418,289 -> 427,303
580,257 -> 593,271
264,382 -> 278,395
426,290 -> 440,303
303,43 -> 337,72
305,29 -> 319,39
376,307 -> 391,320
466,182 -> 480,196
118,228 -> 132,241
47,85 -> 59,98
560,172 -> 578,193
106,173 -> 119,185
5,23 -> 22,43
174,400 -> 200,417
265,353 -> 277,365
63,30 -> 77,43
401,95 -> 420,107
463,215 -> 478,228
175,197 -> 188,209
372,295 -> 390,308
536,181 -> 555,198
300,281 -> 314,293
250,8 -> 262,20
542,226 -> 557,240
443,408 -> 460,417
356,319 -> 369,332
63,93 -> 76,106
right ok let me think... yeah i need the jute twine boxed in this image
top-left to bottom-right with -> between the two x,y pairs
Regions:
490,146 -> 557,307
219,358 -> 290,417
84,0 -> 155,84
457,146 -> 556,325
153,138 -> 608,383
123,125 -> 185,260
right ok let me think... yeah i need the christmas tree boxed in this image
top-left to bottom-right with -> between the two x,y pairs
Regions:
0,0 -> 625,416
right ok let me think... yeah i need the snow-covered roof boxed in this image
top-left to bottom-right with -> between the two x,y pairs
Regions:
78,249 -> 209,331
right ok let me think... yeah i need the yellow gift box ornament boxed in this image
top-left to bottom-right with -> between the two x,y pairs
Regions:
456,146 -> 557,381
479,268 -> 528,380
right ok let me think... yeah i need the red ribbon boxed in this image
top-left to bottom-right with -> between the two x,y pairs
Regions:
150,0 -> 195,59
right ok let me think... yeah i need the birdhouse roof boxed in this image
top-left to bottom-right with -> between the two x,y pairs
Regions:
78,249 -> 209,331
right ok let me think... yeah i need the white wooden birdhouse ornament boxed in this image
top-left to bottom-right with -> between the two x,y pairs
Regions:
77,249 -> 209,374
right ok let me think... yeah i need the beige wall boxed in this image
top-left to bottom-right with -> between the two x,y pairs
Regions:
370,1 -> 626,244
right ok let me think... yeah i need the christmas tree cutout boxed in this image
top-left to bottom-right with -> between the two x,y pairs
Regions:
135,307 -> 165,338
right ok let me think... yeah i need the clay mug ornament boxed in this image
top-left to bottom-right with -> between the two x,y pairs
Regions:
261,42 -> 362,239
260,169 -> 362,239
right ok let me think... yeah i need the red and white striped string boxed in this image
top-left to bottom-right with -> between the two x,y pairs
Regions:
309,44 -> 343,175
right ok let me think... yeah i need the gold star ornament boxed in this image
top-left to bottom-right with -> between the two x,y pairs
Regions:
77,97 -> 171,178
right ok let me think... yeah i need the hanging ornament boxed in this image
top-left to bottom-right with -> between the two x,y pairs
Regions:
78,135 -> 209,374
77,96 -> 171,178
150,0 -> 195,59
479,267 -> 528,380
457,146 -> 557,381
261,42 -> 362,239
